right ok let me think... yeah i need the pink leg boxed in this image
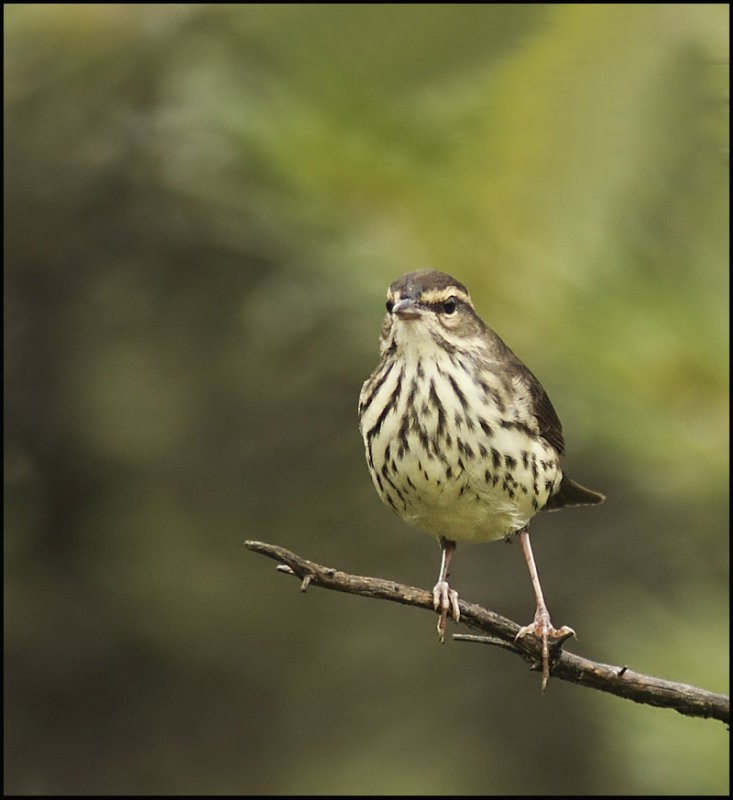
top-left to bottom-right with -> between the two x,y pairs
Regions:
515,528 -> 575,690
433,537 -> 460,642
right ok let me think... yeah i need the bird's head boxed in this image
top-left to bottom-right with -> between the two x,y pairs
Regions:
379,270 -> 484,356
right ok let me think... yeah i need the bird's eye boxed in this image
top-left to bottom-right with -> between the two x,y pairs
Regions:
442,298 -> 457,315
386,299 -> 394,313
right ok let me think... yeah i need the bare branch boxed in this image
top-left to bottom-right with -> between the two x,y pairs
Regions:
244,540 -> 729,726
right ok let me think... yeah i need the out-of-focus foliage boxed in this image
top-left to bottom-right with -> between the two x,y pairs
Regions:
4,4 -> 728,795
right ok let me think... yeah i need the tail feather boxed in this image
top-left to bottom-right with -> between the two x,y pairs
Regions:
545,475 -> 605,511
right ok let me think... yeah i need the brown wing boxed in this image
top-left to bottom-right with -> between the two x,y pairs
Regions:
490,331 -> 566,456
475,314 -> 566,456
524,370 -> 565,456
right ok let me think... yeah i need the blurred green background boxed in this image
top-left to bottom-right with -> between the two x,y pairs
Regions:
4,4 -> 729,795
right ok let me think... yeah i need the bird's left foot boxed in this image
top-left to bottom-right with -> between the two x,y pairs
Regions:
515,607 -> 575,691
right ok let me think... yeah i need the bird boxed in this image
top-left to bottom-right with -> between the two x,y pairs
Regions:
358,269 -> 605,689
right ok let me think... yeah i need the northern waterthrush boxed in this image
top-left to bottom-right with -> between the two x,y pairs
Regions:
358,270 -> 604,689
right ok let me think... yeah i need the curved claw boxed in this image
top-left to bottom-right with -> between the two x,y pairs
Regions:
515,612 -> 576,691
433,580 -> 460,642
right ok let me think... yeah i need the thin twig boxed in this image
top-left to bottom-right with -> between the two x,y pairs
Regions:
244,540 -> 729,726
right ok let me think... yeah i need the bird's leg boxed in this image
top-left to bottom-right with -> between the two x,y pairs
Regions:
514,527 -> 575,690
433,536 -> 460,642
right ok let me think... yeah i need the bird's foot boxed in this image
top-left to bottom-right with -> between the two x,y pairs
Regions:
432,580 -> 460,643
515,606 -> 575,691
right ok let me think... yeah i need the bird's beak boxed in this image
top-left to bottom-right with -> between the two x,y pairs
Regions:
391,297 -> 422,319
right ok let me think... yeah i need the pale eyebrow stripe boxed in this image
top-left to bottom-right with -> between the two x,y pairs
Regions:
420,287 -> 472,306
